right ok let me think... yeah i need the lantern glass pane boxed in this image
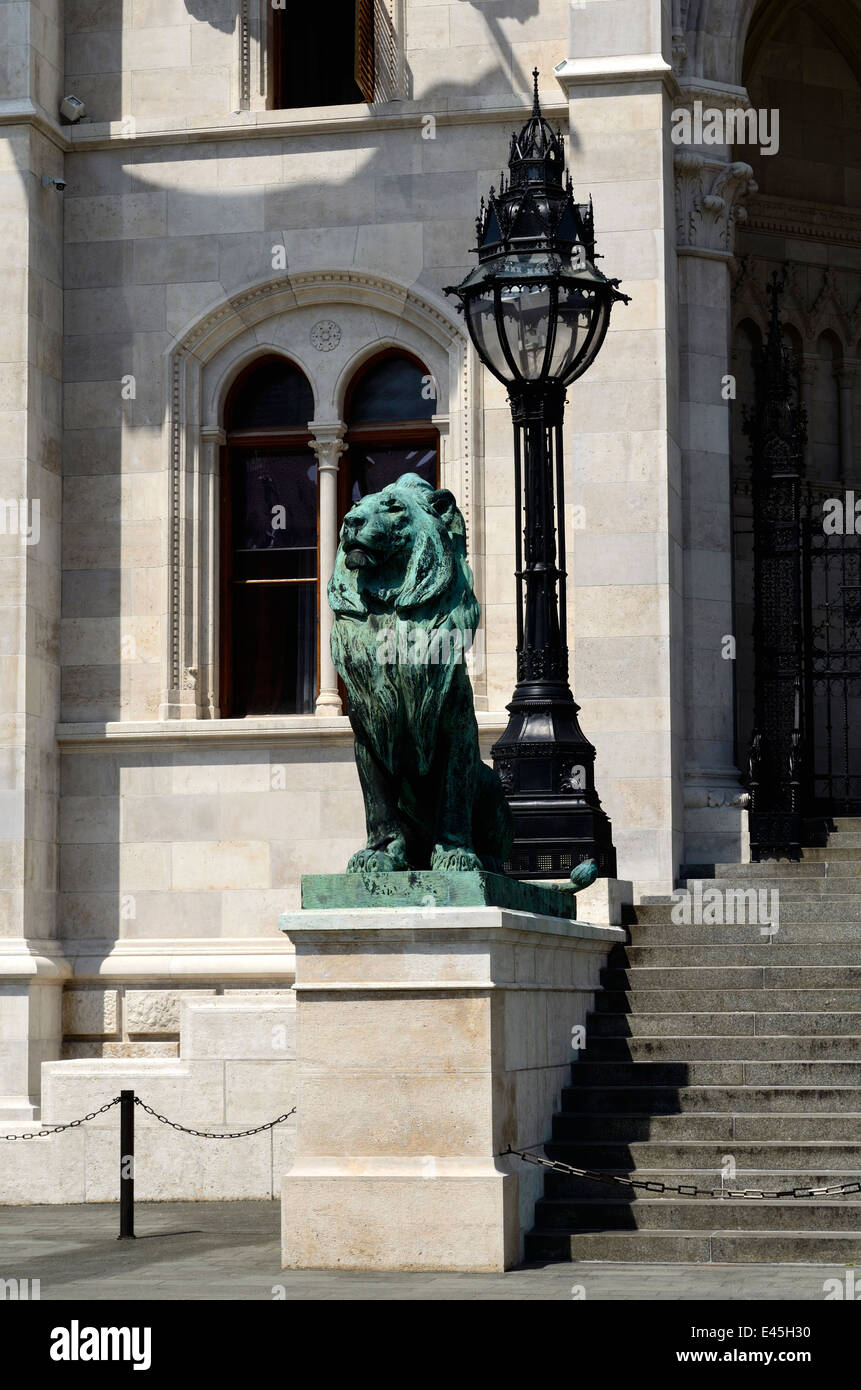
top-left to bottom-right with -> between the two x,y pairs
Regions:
499,283 -> 552,381
565,293 -> 611,384
466,291 -> 512,381
548,285 -> 596,380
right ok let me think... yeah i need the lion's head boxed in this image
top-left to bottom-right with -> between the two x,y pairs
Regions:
328,473 -> 476,619
328,474 -> 480,774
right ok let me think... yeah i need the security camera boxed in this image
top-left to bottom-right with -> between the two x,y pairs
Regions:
41,175 -> 66,191
60,95 -> 86,123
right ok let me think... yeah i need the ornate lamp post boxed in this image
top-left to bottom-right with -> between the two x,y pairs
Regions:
446,73 -> 629,878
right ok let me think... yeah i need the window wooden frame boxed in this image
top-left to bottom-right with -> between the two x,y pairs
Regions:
220,423 -> 317,719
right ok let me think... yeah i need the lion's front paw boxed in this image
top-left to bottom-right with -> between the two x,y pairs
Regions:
347,844 -> 408,874
430,846 -> 483,873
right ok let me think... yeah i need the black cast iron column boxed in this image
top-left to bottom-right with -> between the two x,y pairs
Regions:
492,382 -> 617,879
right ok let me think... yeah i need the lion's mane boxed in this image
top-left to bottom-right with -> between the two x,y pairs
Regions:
328,474 -> 480,776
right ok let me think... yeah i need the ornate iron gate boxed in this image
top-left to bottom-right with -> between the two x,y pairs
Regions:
745,274 -> 861,856
803,485 -> 861,816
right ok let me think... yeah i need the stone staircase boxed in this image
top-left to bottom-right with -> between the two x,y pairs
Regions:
526,818 -> 861,1263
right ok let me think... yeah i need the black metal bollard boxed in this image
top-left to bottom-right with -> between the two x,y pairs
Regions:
118,1089 -> 135,1240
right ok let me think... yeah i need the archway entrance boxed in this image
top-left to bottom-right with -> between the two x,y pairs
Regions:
730,0 -> 861,844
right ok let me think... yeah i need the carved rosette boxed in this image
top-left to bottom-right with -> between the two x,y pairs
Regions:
675,152 -> 758,255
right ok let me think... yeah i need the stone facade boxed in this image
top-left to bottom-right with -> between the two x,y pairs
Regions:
0,0 -> 859,1193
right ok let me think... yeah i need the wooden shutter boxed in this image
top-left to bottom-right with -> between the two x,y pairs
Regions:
373,0 -> 399,101
355,0 -> 375,102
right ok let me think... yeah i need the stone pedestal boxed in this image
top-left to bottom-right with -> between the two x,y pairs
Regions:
278,903 -> 623,1271
572,876 -> 633,926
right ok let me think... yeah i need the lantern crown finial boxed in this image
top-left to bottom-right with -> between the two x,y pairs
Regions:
508,70 -> 565,190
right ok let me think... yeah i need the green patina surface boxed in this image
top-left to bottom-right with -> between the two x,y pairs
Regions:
327,474 -> 513,877
297,870 -> 576,920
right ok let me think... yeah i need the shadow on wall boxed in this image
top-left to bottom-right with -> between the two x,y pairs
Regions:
63,0 -> 547,126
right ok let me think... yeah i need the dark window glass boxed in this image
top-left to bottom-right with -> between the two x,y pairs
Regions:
222,356 -> 318,718
348,356 -> 436,423
232,582 -> 317,718
273,0 -> 365,111
348,444 -> 437,503
227,448 -> 318,715
232,453 -> 317,567
226,358 -> 314,431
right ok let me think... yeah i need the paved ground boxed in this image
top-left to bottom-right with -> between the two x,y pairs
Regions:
0,1203 -> 852,1300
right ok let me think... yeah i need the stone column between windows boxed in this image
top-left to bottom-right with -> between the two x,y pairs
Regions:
200,425 -> 225,719
836,363 -> 857,487
310,421 -> 347,716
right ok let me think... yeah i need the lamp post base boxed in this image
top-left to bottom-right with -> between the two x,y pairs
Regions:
491,683 -> 617,880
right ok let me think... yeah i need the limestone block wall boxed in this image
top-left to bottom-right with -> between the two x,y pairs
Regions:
62,0 -> 572,129
58,730 -> 363,941
1,0 -> 66,1118
58,113 -> 538,726
0,993 -> 297,1201
1,0 -> 63,115
57,723 -> 506,941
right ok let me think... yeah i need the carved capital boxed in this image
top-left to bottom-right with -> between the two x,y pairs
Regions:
309,421 -> 347,473
675,152 -> 757,255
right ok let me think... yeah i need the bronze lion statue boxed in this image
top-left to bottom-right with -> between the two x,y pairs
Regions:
328,473 -> 513,874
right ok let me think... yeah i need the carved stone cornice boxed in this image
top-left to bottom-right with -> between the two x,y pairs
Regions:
675,152 -> 757,256
744,194 -> 861,250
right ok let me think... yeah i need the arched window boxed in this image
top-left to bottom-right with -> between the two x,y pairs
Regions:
220,355 -> 317,717
340,352 -> 439,519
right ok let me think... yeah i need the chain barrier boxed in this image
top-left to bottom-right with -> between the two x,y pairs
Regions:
6,1102 -> 859,1197
1,1097 -> 122,1140
504,1145 -> 861,1200
1,1096 -> 295,1142
132,1097 -> 296,1139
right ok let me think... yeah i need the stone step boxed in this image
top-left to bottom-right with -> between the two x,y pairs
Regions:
629,921 -> 861,943
528,839 -> 861,1264
683,860 -> 858,876
543,1172 -> 861,1199
833,818 -> 861,832
601,966 -> 861,990
582,1034 -> 861,1060
571,1060 -> 861,1087
544,1139 -> 861,1175
610,944 -> 861,967
775,847 -> 861,862
552,1112 -> 861,1141
525,1228 -> 861,1263
634,903 -> 861,924
587,1010 -> 861,1036
563,1084 -> 861,1114
682,878 -> 861,895
682,862 -> 827,879
533,1197 -> 861,1231
595,988 -> 861,1012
